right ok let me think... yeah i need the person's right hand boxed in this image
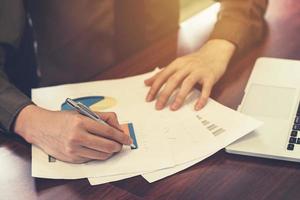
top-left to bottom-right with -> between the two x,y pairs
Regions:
13,105 -> 132,163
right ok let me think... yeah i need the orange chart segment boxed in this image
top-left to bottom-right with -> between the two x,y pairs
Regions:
61,96 -> 117,111
90,97 -> 117,111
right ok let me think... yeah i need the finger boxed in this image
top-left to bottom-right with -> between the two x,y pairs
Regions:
170,75 -> 198,110
144,67 -> 165,86
146,66 -> 177,102
80,132 -> 123,153
58,149 -> 90,163
66,157 -> 90,164
155,70 -> 189,110
83,118 -> 132,145
195,80 -> 213,111
97,112 -> 122,131
47,151 -> 89,164
144,71 -> 161,86
77,146 -> 113,161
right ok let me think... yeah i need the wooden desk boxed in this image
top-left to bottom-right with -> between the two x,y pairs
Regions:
1,1 -> 300,199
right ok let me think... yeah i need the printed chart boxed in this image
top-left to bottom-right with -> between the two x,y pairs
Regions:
48,96 -> 137,163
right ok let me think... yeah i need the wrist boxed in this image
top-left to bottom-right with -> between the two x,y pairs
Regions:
13,105 -> 45,144
206,39 -> 236,53
191,39 -> 236,80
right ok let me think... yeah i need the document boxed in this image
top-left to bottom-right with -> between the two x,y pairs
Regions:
88,98 -> 262,184
142,98 -> 262,183
31,69 -> 262,183
32,115 -> 175,179
88,173 -> 140,185
32,70 -> 175,179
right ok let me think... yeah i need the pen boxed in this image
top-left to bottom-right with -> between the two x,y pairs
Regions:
66,98 -> 136,149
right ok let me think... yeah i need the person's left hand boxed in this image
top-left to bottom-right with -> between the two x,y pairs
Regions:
144,39 -> 236,111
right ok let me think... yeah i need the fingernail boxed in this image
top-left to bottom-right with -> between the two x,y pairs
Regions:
129,137 -> 134,144
195,104 -> 202,111
156,102 -> 163,110
171,102 -> 179,110
146,95 -> 152,102
146,97 -> 150,102
118,125 -> 123,131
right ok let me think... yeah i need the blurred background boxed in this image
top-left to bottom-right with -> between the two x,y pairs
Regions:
180,0 -> 214,21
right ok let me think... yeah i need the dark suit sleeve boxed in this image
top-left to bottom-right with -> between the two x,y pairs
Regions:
210,0 -> 268,52
0,0 -> 33,132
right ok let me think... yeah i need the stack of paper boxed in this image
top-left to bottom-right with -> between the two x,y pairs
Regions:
31,69 -> 262,185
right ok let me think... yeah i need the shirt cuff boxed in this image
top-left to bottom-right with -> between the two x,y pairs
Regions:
209,18 -> 266,53
0,70 -> 34,133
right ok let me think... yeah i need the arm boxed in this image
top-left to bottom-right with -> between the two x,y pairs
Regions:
0,47 -> 33,132
0,0 -> 32,132
0,0 -> 132,163
145,0 -> 268,111
210,0 -> 268,52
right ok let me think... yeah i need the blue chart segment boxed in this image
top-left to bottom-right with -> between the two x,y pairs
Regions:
128,123 -> 138,149
61,96 -> 117,111
121,123 -> 138,149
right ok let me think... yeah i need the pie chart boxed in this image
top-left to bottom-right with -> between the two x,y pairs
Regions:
61,96 -> 117,111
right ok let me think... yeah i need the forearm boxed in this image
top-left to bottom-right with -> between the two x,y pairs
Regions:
195,39 -> 236,61
0,0 -> 33,133
0,47 -> 33,133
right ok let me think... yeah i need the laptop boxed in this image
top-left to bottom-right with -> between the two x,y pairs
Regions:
226,57 -> 300,162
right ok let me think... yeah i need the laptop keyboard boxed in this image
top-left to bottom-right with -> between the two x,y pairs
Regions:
287,102 -> 300,151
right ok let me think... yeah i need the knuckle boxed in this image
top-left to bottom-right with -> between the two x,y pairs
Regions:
103,143 -> 115,153
71,115 -> 84,128
106,127 -> 115,136
110,112 -> 117,118
98,157 -> 106,161
168,75 -> 181,84
65,146 -> 76,155
175,94 -> 185,102
200,95 -> 209,103
121,134 -> 129,143
153,75 -> 166,87
111,143 -> 121,152
69,157 -> 86,164
202,95 -> 209,101
114,143 -> 122,152
67,132 -> 81,145
203,85 -> 213,95
184,77 -> 196,86
174,57 -> 184,65
158,93 -> 168,102
149,88 -> 158,97
151,82 -> 161,91
106,143 -> 121,153
204,76 -> 215,85
101,153 -> 113,160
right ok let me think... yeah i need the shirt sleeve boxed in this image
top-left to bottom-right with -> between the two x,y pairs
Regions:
209,0 -> 268,53
0,0 -> 33,132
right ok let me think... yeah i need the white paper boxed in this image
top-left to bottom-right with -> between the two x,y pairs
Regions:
32,69 -> 176,179
141,99 -> 263,183
31,69 -> 262,184
88,173 -> 140,185
88,97 -> 262,185
142,153 -> 215,183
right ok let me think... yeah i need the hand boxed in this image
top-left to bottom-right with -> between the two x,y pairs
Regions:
13,105 -> 132,163
145,39 -> 236,111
